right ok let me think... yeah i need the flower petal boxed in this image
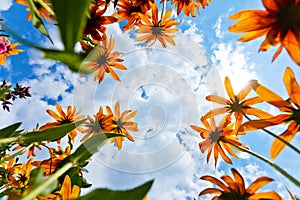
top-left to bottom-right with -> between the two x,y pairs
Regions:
246,176 -> 274,194
283,67 -> 300,108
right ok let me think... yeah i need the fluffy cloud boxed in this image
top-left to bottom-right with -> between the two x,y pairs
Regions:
0,0 -> 12,11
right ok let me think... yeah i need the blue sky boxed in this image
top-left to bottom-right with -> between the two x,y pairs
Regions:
1,0 -> 300,199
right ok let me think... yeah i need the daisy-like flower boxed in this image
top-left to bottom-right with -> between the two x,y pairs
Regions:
0,38 -> 24,65
40,103 -> 85,143
106,101 -> 139,150
81,106 -> 113,142
58,175 -> 80,200
86,35 -> 127,84
84,0 -> 117,42
9,159 -> 33,188
199,168 -> 282,200
136,3 -> 180,48
15,0 -> 54,23
229,0 -> 300,65
114,0 -> 151,30
239,67 -> 300,159
203,77 -> 273,134
171,0 -> 200,17
32,146 -> 71,176
190,115 -> 248,167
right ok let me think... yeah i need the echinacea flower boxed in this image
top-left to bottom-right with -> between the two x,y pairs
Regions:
199,168 -> 282,200
40,103 -> 85,143
81,106 -> 113,142
15,0 -> 54,23
114,0 -> 150,30
86,35 -> 127,84
106,101 -> 139,150
0,39 -> 24,65
136,3 -> 180,48
239,67 -> 300,159
203,77 -> 273,134
190,115 -> 247,167
84,1 -> 117,41
229,0 -> 300,65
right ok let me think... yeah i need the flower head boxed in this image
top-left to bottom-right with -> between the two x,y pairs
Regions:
40,103 -> 85,143
86,35 -> 127,84
229,0 -> 300,65
136,3 -> 180,48
203,77 -> 273,134
106,101 -> 139,150
239,67 -> 300,159
58,175 -> 80,200
199,168 -> 282,200
171,0 -> 200,17
190,115 -> 247,167
9,159 -> 33,188
81,106 -> 113,142
0,38 -> 24,65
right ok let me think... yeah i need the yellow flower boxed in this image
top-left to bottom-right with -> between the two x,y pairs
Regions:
190,115 -> 247,167
81,106 -> 113,142
136,3 -> 180,48
58,175 -> 80,200
199,168 -> 282,200
239,67 -> 300,159
40,103 -> 85,143
9,159 -> 33,188
229,0 -> 300,65
203,77 -> 273,134
0,39 -> 24,65
86,35 -> 127,84
106,101 -> 139,150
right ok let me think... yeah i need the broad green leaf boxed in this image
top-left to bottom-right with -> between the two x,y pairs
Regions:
0,122 -> 22,139
19,119 -> 86,145
39,48 -> 93,74
51,0 -> 90,52
69,133 -> 123,165
27,168 -> 57,196
78,180 -> 153,200
27,0 -> 52,43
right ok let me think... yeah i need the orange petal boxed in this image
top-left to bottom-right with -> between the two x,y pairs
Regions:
283,31 -> 300,66
200,176 -> 230,192
55,103 -> 67,119
206,95 -> 231,105
250,80 -> 292,112
283,67 -> 300,108
190,125 -> 208,135
202,108 -> 229,120
248,191 -> 282,200
238,29 -> 269,42
221,175 -> 238,191
237,83 -> 252,101
270,122 -> 299,159
242,96 -> 263,106
231,168 -> 246,195
199,188 -> 222,196
243,107 -> 273,119
262,0 -> 279,11
217,143 -> 232,165
224,77 -> 235,101
246,176 -> 273,194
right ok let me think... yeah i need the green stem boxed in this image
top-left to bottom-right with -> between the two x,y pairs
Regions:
21,162 -> 73,200
35,0 -> 55,17
243,114 -> 300,155
0,144 -> 33,165
0,137 -> 18,144
160,0 -> 167,22
221,138 -> 300,188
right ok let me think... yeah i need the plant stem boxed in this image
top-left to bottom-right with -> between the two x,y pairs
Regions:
21,162 -> 73,200
0,137 -> 18,144
221,138 -> 300,188
243,114 -> 300,155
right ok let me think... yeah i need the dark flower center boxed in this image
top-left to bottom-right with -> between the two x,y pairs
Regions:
277,2 -> 300,31
219,190 -> 250,200
210,129 -> 221,142
130,5 -> 142,13
151,27 -> 162,35
289,108 -> 300,124
59,117 -> 74,125
97,55 -> 108,65
17,173 -> 28,186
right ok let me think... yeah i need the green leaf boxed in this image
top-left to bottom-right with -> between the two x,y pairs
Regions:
78,180 -> 153,200
50,0 -> 90,52
39,48 -> 93,74
70,133 -> 123,165
27,0 -> 52,43
0,122 -> 22,139
0,86 -> 11,100
19,119 -> 86,145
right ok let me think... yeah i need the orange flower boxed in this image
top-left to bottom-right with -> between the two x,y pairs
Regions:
229,0 -> 300,65
203,77 -> 273,134
58,175 -> 80,200
0,38 -> 24,65
8,159 -> 33,188
84,0 -> 117,41
15,0 -> 54,23
106,101 -> 139,150
40,103 -> 85,143
239,67 -> 300,159
171,0 -> 200,17
199,168 -> 282,200
136,3 -> 180,48
86,35 -> 127,84
114,0 -> 151,30
81,106 -> 113,142
190,115 -> 247,167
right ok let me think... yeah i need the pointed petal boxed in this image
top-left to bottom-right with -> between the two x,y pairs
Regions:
231,168 -> 246,195
248,191 -> 282,200
225,77 -> 235,101
200,176 -> 230,192
283,67 -> 300,108
206,95 -> 231,105
199,188 -> 222,196
246,176 -> 274,194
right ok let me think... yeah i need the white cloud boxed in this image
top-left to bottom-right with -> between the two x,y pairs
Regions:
0,0 -> 12,11
214,17 -> 223,39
